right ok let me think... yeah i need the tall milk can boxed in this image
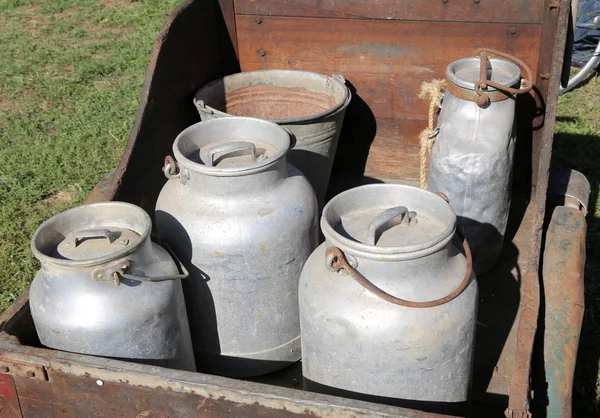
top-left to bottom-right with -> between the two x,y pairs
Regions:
428,49 -> 533,275
155,117 -> 318,377
299,184 -> 477,411
29,202 -> 196,371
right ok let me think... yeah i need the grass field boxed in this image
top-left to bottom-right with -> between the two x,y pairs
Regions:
0,0 -> 599,415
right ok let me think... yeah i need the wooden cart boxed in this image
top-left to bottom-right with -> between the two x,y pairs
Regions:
0,0 -> 589,416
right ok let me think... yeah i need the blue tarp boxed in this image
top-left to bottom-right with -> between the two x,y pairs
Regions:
572,0 -> 600,66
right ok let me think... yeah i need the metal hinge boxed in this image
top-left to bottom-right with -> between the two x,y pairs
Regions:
0,359 -> 48,381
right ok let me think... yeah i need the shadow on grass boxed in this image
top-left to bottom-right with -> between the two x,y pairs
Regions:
552,131 -> 600,418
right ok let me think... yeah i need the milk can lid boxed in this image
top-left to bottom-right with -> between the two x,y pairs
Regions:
173,117 -> 291,175
56,227 -> 140,261
447,57 -> 521,91
321,184 -> 456,259
31,202 -> 151,267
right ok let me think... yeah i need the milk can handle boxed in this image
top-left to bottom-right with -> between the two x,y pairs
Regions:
325,229 -> 473,308
118,240 -> 189,283
200,141 -> 257,167
365,206 -> 417,246
474,48 -> 533,106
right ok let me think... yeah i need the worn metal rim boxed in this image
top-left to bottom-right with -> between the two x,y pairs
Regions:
447,57 -> 521,91
173,117 -> 290,177
194,69 -> 351,124
321,184 -> 457,261
31,202 -> 151,268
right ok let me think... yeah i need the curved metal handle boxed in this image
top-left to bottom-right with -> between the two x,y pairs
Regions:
118,240 -> 189,283
325,229 -> 473,308
365,206 -> 417,246
200,141 -> 257,167
193,99 -> 215,116
474,48 -> 533,106
69,229 -> 118,247
162,156 -> 189,184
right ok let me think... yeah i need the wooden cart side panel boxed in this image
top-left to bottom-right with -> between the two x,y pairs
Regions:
0,340 -> 449,418
531,0 -> 563,186
506,3 -> 571,417
233,0 -> 545,24
236,16 -> 541,181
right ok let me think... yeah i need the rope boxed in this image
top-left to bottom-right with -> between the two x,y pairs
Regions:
418,79 -> 447,189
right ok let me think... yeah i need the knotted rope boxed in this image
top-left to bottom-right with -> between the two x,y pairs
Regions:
418,79 -> 446,189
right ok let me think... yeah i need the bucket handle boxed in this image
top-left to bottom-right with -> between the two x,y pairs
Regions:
325,229 -> 472,308
200,141 -> 258,167
365,206 -> 417,246
474,48 -> 533,106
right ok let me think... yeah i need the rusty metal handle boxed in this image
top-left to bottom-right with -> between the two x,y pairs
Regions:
474,48 -> 533,106
162,155 -> 189,185
325,230 -> 473,308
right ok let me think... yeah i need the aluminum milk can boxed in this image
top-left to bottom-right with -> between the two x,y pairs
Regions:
30,202 -> 196,371
299,184 -> 477,410
428,49 -> 533,275
155,116 -> 318,377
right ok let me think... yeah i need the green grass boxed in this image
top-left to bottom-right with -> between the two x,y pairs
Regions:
1,0 -> 600,415
0,0 -> 179,309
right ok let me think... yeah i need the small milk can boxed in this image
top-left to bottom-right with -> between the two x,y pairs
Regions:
155,116 -> 318,377
30,202 -> 196,371
428,49 -> 533,275
299,184 -> 477,410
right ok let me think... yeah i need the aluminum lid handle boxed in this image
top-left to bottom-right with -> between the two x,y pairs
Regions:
365,206 -> 417,246
200,141 -> 257,167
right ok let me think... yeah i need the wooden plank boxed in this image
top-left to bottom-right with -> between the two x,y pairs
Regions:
237,16 -> 542,121
362,119 -> 422,181
238,16 -> 541,180
234,0 -> 545,24
218,0 -> 238,55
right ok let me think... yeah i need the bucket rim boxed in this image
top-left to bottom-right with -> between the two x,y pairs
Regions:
194,69 -> 351,124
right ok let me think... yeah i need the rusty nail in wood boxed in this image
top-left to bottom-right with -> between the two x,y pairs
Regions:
509,26 -> 517,34
257,49 -> 267,57
0,366 -> 9,373
540,73 -> 550,80
254,16 -> 262,24
26,371 -> 35,378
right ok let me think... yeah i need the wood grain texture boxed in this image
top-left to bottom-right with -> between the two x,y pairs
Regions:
237,16 -> 541,179
234,0 -> 545,24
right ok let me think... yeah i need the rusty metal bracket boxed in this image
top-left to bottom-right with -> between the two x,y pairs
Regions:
0,359 -> 48,381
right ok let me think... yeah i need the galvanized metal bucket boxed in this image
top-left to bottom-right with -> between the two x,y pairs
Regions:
193,70 -> 351,210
